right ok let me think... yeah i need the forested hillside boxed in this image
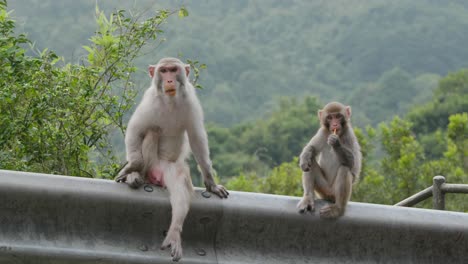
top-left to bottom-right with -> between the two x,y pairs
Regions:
9,0 -> 468,125
2,1 -> 467,211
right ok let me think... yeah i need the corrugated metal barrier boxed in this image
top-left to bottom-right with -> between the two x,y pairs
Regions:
0,170 -> 467,263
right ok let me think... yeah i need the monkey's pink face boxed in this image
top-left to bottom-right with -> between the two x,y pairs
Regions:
158,66 -> 180,97
148,64 -> 181,97
326,112 -> 345,134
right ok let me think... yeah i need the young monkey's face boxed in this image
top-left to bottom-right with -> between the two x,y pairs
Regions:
326,112 -> 345,135
319,102 -> 352,136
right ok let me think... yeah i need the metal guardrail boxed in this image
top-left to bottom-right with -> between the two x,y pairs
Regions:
0,170 -> 467,264
395,176 -> 468,209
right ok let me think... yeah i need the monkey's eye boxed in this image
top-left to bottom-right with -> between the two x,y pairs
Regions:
335,114 -> 343,119
327,115 -> 333,120
160,68 -> 167,73
169,67 -> 178,73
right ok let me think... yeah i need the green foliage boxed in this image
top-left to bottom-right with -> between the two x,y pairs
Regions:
349,68 -> 439,127
178,6 -> 189,18
352,113 -> 467,211
379,117 -> 426,201
225,158 -> 303,197
419,113 -> 468,212
260,157 -> 303,196
351,71 -> 468,211
352,168 -> 388,204
185,59 -> 207,89
446,113 -> 468,173
206,96 -> 320,177
0,1 -> 186,178
353,125 -> 377,176
224,173 -> 261,193
418,129 -> 447,160
408,69 -> 468,135
10,0 -> 468,126
238,96 -> 321,167
407,69 -> 468,162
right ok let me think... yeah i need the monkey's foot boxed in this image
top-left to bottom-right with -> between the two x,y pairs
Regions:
126,172 -> 144,189
297,196 -> 315,213
161,230 -> 182,262
320,204 -> 343,219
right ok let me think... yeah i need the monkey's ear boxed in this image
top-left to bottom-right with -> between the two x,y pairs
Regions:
345,106 -> 352,118
318,109 -> 323,120
184,65 -> 190,77
148,65 -> 156,78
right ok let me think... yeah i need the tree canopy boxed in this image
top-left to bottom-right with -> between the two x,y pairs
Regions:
9,0 -> 468,126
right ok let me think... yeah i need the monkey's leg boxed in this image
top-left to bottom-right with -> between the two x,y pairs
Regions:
298,159 -> 334,213
161,163 -> 192,262
310,159 -> 335,203
141,130 -> 160,182
320,166 -> 352,218
125,131 -> 160,189
297,170 -> 315,213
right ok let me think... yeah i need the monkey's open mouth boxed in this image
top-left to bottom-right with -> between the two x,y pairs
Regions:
165,88 -> 176,96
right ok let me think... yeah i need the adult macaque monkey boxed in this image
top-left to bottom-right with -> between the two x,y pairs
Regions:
298,102 -> 361,218
115,57 -> 229,261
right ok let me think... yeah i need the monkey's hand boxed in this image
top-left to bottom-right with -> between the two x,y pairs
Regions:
299,151 -> 312,172
115,171 -> 144,189
205,181 -> 229,199
115,170 -> 129,183
327,134 -> 341,148
115,162 -> 144,189
115,160 -> 143,180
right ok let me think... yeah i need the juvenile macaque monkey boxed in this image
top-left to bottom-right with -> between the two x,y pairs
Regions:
115,57 -> 229,261
298,102 -> 361,218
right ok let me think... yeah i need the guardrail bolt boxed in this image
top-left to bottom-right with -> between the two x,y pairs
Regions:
139,245 -> 148,252
144,185 -> 154,192
196,248 -> 206,256
201,191 -> 211,198
0,246 -> 12,251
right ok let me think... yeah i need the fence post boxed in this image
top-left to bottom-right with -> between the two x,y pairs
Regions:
432,176 -> 445,210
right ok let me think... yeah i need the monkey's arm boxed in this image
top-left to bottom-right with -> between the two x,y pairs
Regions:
328,135 -> 355,169
300,129 -> 327,171
299,143 -> 315,172
115,110 -> 146,181
186,108 -> 229,198
334,145 -> 355,168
